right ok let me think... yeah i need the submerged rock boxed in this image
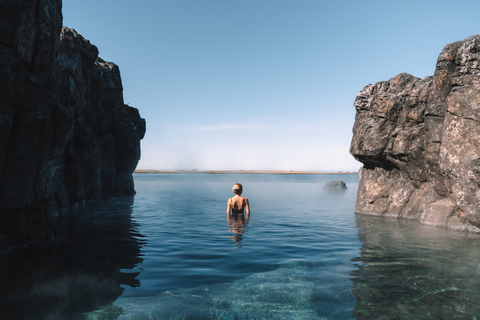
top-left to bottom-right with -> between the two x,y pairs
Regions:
350,35 -> 480,232
88,260 -> 346,320
0,0 -> 145,250
323,181 -> 348,190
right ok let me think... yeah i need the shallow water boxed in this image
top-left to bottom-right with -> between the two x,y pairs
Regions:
2,173 -> 480,319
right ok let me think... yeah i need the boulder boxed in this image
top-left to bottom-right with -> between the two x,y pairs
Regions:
350,35 -> 480,232
0,0 -> 145,250
323,181 -> 348,190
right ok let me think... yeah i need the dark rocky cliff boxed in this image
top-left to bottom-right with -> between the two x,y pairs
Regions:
350,35 -> 480,232
0,0 -> 145,252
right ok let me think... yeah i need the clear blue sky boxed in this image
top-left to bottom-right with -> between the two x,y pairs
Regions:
63,0 -> 480,171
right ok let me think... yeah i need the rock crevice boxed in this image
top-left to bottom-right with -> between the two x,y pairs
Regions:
350,35 -> 480,232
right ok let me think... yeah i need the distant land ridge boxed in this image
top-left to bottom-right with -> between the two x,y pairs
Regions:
134,170 -> 357,174
0,0 -> 145,252
350,35 -> 480,232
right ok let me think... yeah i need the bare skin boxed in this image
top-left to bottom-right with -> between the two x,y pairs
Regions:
226,184 -> 250,245
227,194 -> 250,216
226,187 -> 250,217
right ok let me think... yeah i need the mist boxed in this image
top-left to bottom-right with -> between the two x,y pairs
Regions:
137,121 -> 361,172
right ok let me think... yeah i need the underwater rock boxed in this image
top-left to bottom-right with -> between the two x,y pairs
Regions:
88,260 -> 349,319
351,214 -> 480,319
0,195 -> 145,320
350,35 -> 480,232
323,181 -> 348,190
0,0 -> 145,250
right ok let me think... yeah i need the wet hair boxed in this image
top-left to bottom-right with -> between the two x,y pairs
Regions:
232,183 -> 243,195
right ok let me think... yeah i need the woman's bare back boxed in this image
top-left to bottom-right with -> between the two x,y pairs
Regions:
230,196 -> 247,211
227,183 -> 250,216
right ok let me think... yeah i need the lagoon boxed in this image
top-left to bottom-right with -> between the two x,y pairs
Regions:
1,173 -> 480,319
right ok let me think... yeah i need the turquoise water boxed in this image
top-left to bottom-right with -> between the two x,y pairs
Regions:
2,173 -> 480,319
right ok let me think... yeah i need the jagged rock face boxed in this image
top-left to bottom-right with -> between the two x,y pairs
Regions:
0,0 -> 145,250
350,35 -> 480,232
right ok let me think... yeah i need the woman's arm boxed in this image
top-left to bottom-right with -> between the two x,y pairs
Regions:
245,198 -> 250,216
226,198 -> 231,215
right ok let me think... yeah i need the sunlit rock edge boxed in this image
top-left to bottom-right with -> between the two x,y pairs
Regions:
350,35 -> 480,233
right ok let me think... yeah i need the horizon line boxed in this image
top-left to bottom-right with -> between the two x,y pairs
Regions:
134,169 -> 358,174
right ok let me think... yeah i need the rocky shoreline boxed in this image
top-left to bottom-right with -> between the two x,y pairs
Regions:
0,0 -> 145,252
350,35 -> 480,232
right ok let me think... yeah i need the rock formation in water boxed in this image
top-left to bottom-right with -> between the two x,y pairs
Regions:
350,35 -> 480,232
0,0 -> 146,251
323,181 -> 348,190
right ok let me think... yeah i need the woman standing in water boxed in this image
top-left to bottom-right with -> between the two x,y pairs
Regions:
227,183 -> 250,246
227,183 -> 250,216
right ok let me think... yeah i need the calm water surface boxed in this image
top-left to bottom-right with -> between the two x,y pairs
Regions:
2,173 -> 480,319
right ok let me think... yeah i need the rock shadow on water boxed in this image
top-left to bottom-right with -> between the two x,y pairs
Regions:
0,195 -> 145,320
351,214 -> 480,319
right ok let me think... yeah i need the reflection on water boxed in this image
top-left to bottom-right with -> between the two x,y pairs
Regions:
85,173 -> 360,319
352,214 -> 480,319
0,196 -> 144,320
10,173 -> 480,319
227,212 -> 249,247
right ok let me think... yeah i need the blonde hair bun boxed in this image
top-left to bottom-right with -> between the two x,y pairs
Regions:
232,183 -> 243,194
